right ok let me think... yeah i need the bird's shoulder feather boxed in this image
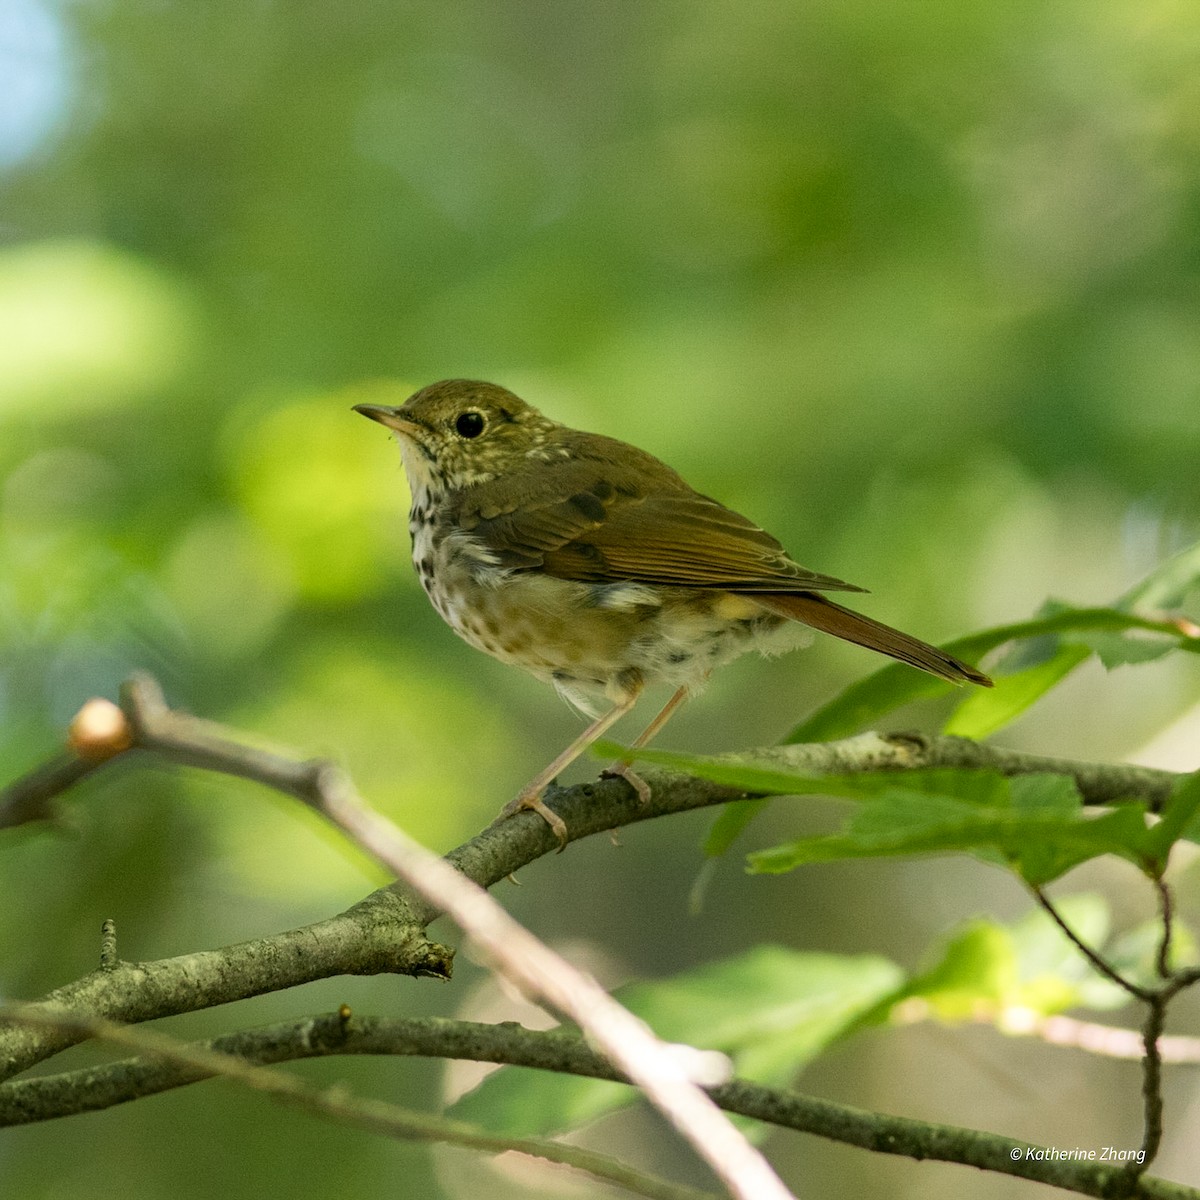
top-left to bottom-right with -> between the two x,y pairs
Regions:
449,432 -> 864,593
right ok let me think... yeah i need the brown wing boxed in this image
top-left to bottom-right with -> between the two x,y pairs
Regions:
454,450 -> 865,594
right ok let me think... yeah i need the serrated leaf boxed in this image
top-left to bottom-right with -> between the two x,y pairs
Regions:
449,946 -> 903,1138
613,741 -> 1154,884
701,589 -> 1198,852
747,776 -> 1150,886
1081,632 -> 1180,669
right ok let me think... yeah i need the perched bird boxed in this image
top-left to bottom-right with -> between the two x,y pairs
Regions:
356,380 -> 991,843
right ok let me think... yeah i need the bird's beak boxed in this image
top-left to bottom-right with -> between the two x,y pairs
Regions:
352,404 -> 423,437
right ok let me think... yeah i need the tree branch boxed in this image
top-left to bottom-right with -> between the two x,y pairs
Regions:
0,1007 -> 716,1200
0,680 -> 1189,1197
1,1012 -> 1193,1200
2,677 -> 790,1200
0,699 -> 1182,1083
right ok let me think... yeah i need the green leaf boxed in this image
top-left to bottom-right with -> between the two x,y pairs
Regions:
899,920 -> 1019,1020
783,664 -> 953,746
592,739 -> 891,799
597,742 -> 1017,805
1144,770 -> 1200,863
1118,538 -> 1200,610
1008,891 -> 1118,1013
704,588 -> 1200,853
607,743 -> 1154,883
1107,916 -> 1200,988
782,605 -> 1199,747
449,1066 -> 630,1141
942,644 -> 1090,739
1078,632 -> 1180,669
702,798 -> 769,857
745,772 -> 1151,886
894,895 -> 1125,1022
449,946 -> 903,1138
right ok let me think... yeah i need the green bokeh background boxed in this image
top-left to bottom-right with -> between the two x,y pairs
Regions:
2,2 -> 1199,1197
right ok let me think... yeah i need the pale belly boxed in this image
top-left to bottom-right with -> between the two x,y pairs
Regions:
410,519 -> 809,713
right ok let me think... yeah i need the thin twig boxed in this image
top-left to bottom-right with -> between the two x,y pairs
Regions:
1,1007 -> 715,1200
0,753 -> 103,828
993,1011 -> 1200,1065
1154,877 -> 1174,983
0,727 -> 1183,836
1136,1000 -> 1167,1181
0,1012 -> 1193,1200
116,675 -> 791,1200
1032,886 -> 1186,1184
1127,877 -> 1183,1182
1030,888 -> 1154,1004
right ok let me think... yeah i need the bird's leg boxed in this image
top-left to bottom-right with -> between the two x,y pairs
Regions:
602,684 -> 691,805
498,687 -> 642,846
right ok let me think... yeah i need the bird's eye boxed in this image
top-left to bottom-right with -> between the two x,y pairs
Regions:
455,410 -> 486,439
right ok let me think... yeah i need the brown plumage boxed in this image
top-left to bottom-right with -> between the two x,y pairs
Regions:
356,379 -> 991,843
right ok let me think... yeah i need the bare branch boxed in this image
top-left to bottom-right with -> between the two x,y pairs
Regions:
0,721 -> 1180,839
996,1012 -> 1200,1065
1031,888 -> 1154,1004
65,675 -> 795,1200
1,1007 -> 716,1200
1,1012 -> 1194,1200
0,676 -> 1192,1197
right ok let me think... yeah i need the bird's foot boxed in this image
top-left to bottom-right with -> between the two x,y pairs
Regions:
496,787 -> 569,850
601,762 -> 652,805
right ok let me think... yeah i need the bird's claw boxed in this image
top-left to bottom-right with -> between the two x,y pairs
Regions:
497,790 -> 569,850
601,762 -> 652,805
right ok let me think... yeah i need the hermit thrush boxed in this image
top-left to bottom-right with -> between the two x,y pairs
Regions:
356,380 -> 991,844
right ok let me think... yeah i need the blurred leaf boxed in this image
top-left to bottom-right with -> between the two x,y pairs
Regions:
893,895 -> 1128,1022
898,920 -> 1018,1020
1006,893 -> 1123,1011
942,644 -> 1090,739
449,1066 -> 629,1143
450,946 -> 902,1138
1144,771 -> 1200,864
228,383 -> 411,604
703,797 -> 770,857
782,663 -> 954,746
1107,916 -> 1200,991
1119,538 -> 1200,610
0,240 -> 198,412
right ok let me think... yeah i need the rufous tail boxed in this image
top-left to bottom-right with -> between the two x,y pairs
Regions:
754,592 -> 992,686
